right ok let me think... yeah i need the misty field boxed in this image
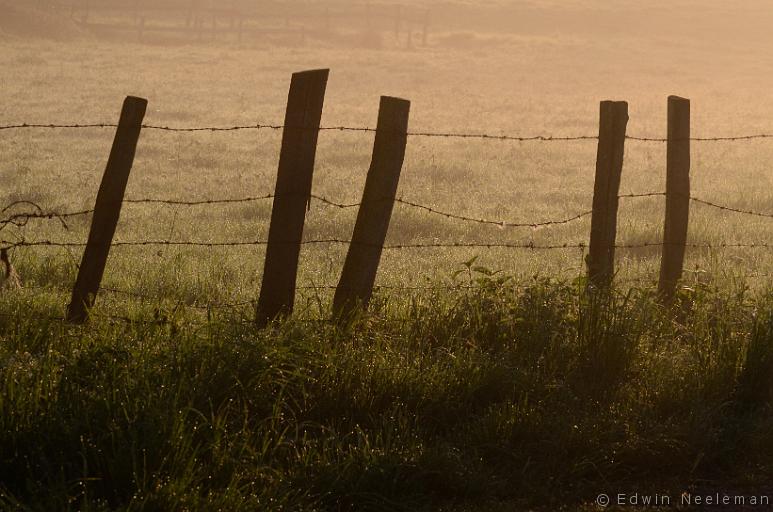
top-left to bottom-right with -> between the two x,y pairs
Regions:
3,2 -> 773,510
4,39 -> 773,311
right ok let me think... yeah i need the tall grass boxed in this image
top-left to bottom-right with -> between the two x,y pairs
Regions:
2,277 -> 773,511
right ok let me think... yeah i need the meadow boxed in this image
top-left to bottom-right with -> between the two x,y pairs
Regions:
2,1 -> 773,510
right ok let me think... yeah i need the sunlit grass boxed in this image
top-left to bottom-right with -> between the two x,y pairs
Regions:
2,279 -> 773,511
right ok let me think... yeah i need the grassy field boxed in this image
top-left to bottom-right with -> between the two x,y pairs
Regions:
3,284 -> 773,511
2,1 -> 773,510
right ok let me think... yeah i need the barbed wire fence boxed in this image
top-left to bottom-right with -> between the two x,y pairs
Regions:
3,86 -> 773,325
0,192 -> 773,323
6,121 -> 773,142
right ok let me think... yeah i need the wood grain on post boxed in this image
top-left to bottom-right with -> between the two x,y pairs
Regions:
66,96 -> 147,323
256,69 -> 329,327
333,96 -> 410,318
587,100 -> 628,288
658,96 -> 691,302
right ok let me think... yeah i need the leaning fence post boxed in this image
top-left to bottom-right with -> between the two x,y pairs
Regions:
333,96 -> 410,318
256,69 -> 329,327
658,96 -> 691,302
586,100 -> 628,288
66,96 -> 147,323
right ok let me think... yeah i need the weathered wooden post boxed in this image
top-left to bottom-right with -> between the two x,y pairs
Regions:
586,101 -> 628,288
81,0 -> 91,24
256,69 -> 329,327
394,4 -> 402,38
187,0 -> 201,29
421,9 -> 430,46
137,16 -> 145,42
333,96 -> 410,318
658,96 -> 691,302
67,96 -> 147,323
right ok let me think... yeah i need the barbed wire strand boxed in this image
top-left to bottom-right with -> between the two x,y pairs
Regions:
5,121 -> 773,142
5,191 -> 773,233
4,238 -> 773,251
689,197 -> 773,219
98,284 -> 510,311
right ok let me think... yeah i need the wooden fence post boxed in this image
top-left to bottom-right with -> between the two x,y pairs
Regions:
256,69 -> 329,327
658,96 -> 691,302
137,16 -> 145,42
586,100 -> 628,288
421,9 -> 430,46
82,0 -> 91,23
187,0 -> 201,29
394,4 -> 402,38
66,96 -> 147,323
333,96 -> 410,318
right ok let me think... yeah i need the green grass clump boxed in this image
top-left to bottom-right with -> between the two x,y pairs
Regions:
2,279 -> 773,511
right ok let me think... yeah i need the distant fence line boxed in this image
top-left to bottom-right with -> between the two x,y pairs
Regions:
36,0 -> 432,46
3,69 -> 773,324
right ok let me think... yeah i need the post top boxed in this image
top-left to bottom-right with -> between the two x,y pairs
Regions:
124,96 -> 148,105
292,69 -> 330,78
380,96 -> 411,106
599,100 -> 629,107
